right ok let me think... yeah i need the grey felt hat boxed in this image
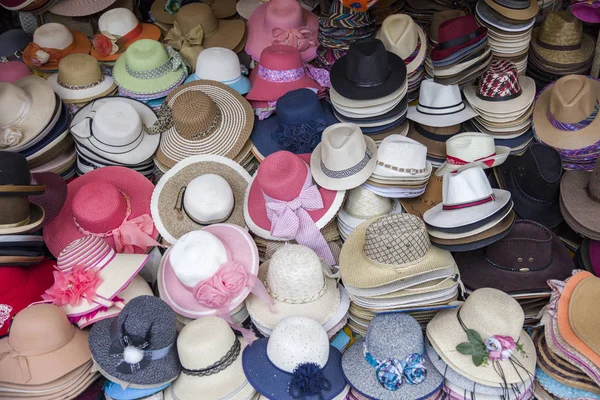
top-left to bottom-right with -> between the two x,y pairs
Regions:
341,314 -> 444,400
88,295 -> 181,386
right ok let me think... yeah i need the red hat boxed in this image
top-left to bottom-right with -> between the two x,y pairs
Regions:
0,259 -> 55,336
430,15 -> 487,62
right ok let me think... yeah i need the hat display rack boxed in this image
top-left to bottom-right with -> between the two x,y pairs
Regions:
2,0 -> 600,399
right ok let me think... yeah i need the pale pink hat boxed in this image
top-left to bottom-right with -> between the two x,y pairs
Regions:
43,166 -> 160,258
245,0 -> 318,62
0,61 -> 31,83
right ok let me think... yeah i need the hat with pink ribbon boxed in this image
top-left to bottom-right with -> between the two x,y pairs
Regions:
245,0 -> 319,62
41,235 -> 149,322
244,151 -> 346,266
43,166 -> 161,258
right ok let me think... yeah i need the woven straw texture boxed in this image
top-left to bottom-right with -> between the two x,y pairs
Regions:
343,186 -> 393,220
58,54 -> 101,86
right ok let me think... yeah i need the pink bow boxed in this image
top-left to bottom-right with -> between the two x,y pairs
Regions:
263,165 -> 336,265
112,214 -> 162,253
271,27 -> 316,52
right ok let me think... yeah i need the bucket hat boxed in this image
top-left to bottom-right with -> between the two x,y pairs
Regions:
0,259 -> 54,337
0,61 -> 31,83
430,15 -> 488,62
377,14 -> 427,75
0,29 -> 30,62
151,155 -> 251,245
250,89 -> 338,161
22,23 -> 91,71
113,40 -> 188,96
184,47 -> 251,94
41,235 -> 149,322
484,0 -> 538,20
165,317 -> 255,400
339,213 -> 456,289
560,158 -> 600,240
246,0 -> 318,62
246,244 -> 344,330
47,54 -> 117,104
43,166 -> 159,257
91,8 -> 161,62
153,80 -> 254,169
0,304 -> 91,385
408,80 -> 478,127
89,296 -> 180,386
49,0 -> 115,16
243,316 -> 348,400
330,38 -> 406,101
427,288 -> 536,387
158,226 -> 264,319
436,132 -> 510,176
342,314 -> 444,400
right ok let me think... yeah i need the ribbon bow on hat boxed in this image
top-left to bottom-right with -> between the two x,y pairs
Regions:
164,22 -> 205,69
271,27 -> 316,52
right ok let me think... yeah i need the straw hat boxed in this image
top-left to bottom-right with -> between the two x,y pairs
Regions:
154,80 -> 254,169
436,132 -> 510,176
185,47 -> 252,95
377,14 -> 427,75
426,288 -> 536,387
165,317 -> 255,400
338,186 -> 394,229
151,0 -> 236,24
47,54 -> 117,104
371,135 -> 432,181
483,0 -> 538,21
151,155 -> 251,245
247,244 -> 344,329
22,23 -> 91,71
50,0 -> 115,16
565,274 -> 600,360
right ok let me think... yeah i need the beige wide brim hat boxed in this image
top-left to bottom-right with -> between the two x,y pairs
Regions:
339,217 -> 457,289
464,76 -> 536,116
47,73 -> 117,104
246,259 -> 342,330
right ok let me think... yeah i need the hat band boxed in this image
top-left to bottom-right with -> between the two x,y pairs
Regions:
376,161 -> 426,175
363,341 -> 427,391
536,37 -> 582,52
22,40 -> 76,70
476,86 -> 522,102
442,193 -> 496,211
125,46 -> 185,80
58,75 -> 105,91
435,27 -> 486,52
347,65 -> 391,88
0,49 -> 23,63
181,337 -> 241,377
416,100 -> 465,116
446,153 -> 496,168
320,148 -> 372,179
547,100 -> 599,131
263,270 -> 328,304
257,64 -> 305,83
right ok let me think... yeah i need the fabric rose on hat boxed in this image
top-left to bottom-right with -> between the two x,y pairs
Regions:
93,32 -> 119,58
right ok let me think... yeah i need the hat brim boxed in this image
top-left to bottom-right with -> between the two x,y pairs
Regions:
158,224 -> 258,318
186,74 -> 252,96
91,24 -> 162,62
22,102 -> 69,161
476,0 -> 535,32
203,19 -> 246,51
0,203 -> 45,235
105,381 -> 169,400
406,24 -> 428,75
560,170 -> 600,235
400,174 -> 443,219
427,202 -> 513,240
245,67 -> 323,102
49,0 -> 115,16
151,155 -> 251,245
464,76 -> 535,116
330,83 -> 407,111
483,0 -> 539,20
47,74 -> 117,104
435,145 -> 511,175
407,103 -> 479,128
430,28 -> 488,62
531,30 -> 594,66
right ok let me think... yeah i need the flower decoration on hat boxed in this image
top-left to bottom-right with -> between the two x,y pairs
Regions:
289,362 -> 333,399
42,265 -> 103,307
363,342 -> 427,391
32,50 -> 50,67
271,27 -> 316,52
272,118 -> 327,154
92,32 -> 119,58
165,0 -> 182,15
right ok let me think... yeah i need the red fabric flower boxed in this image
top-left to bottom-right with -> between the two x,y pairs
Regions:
93,34 -> 114,58
42,265 -> 103,307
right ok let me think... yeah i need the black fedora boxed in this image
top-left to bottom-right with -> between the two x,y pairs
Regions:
330,38 -> 407,100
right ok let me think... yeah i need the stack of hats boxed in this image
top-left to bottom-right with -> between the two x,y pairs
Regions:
0,304 -> 100,398
316,0 -> 377,70
475,0 -> 536,74
528,11 -> 594,90
533,75 -> 600,170
378,14 -> 428,102
426,13 -> 492,86
426,288 -> 537,399
404,0 -> 470,29
329,39 -> 409,138
463,60 -> 536,154
424,165 -> 515,252
364,135 -> 432,198
151,0 -> 238,33
339,213 -> 461,335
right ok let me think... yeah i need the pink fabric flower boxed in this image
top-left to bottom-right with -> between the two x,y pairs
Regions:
219,261 -> 249,295
485,335 -> 516,361
42,265 -> 103,307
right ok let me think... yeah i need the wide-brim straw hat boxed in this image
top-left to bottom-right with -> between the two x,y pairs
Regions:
464,76 -> 535,116
47,73 -> 116,104
531,30 -> 594,66
151,155 -> 251,245
50,0 -> 116,16
483,0 -> 538,20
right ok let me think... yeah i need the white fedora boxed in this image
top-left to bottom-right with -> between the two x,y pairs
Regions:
435,132 -> 511,176
371,135 -> 432,180
185,47 -> 252,95
407,80 -> 479,127
377,14 -> 427,75
310,123 -> 378,191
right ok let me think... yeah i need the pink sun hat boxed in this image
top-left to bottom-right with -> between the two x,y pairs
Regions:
43,166 -> 160,258
245,0 -> 319,62
0,61 -> 31,82
157,224 -> 268,319
245,45 -> 325,102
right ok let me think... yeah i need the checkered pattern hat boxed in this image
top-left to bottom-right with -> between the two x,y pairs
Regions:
476,60 -> 522,101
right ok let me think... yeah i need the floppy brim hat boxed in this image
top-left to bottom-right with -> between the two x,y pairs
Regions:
243,338 -> 347,400
91,24 -> 162,62
158,224 -> 259,318
560,170 -> 600,238
407,102 -> 479,128
47,73 -> 117,104
246,259 -> 342,330
342,337 -> 444,400
151,155 -> 251,245
236,0 -> 319,20
435,145 -> 511,176
23,30 -> 92,71
244,154 -> 346,241
310,135 -> 378,191
483,0 -> 539,20
49,0 -> 116,16
42,166 -> 157,258
464,76 -> 535,116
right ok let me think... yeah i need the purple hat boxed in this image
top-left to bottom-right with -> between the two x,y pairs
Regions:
571,0 -> 600,23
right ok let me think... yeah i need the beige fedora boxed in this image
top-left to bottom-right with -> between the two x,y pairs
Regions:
377,14 -> 427,75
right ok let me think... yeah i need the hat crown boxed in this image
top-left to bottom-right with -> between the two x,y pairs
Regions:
124,39 -> 169,73
0,151 -> 31,186
195,47 -> 241,83
429,10 -> 466,43
477,60 -> 522,100
171,89 -> 222,141
177,316 -> 237,369
257,151 -> 311,202
276,89 -> 324,126
446,132 -> 496,161
98,8 -> 139,37
58,54 -> 103,86
9,305 -> 76,354
538,11 -> 582,47
267,316 -> 329,373
0,82 -> 33,130
364,214 -> 431,265
437,15 -> 478,44
366,314 -> 423,360
343,186 -> 393,219
91,101 -> 144,147
418,80 -> 463,109
183,174 -> 234,224
72,181 -> 128,234
266,245 -> 326,301
57,235 -> 115,271
510,144 -> 562,202
176,3 -> 218,36
344,39 -> 391,87
549,75 -> 596,124
259,45 -> 304,71
378,135 -> 427,170
264,0 -> 304,31
442,166 -> 493,206
459,288 -> 524,342
320,123 -> 368,171
33,23 -> 73,50
379,15 -> 418,60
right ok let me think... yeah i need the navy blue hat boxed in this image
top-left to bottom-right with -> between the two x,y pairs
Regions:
250,89 -> 339,161
0,30 -> 31,61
